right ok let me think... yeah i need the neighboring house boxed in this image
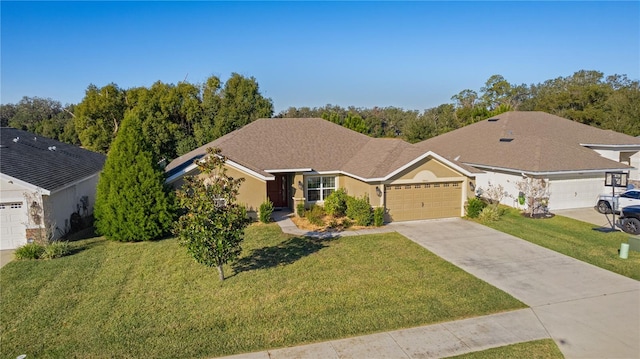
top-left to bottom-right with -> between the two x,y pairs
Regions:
166,118 -> 481,222
415,111 -> 640,210
0,128 -> 106,249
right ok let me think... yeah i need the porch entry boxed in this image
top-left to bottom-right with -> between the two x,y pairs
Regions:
267,174 -> 289,208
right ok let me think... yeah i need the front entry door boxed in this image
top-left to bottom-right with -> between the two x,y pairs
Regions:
267,174 -> 288,208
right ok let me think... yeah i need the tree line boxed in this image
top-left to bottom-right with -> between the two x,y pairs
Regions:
277,70 -> 640,142
1,73 -> 274,163
1,69 -> 638,163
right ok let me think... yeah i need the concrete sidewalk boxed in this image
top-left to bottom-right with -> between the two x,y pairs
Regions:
220,309 -> 549,359
219,214 -> 639,359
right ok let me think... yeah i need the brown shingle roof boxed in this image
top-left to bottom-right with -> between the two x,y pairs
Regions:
415,111 -> 640,174
166,118 -> 478,181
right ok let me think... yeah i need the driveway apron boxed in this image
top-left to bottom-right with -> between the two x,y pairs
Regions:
390,218 -> 640,359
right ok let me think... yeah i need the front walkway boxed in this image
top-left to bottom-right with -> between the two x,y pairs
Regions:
219,214 -> 640,359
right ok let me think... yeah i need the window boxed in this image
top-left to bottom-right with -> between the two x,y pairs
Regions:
0,202 -> 22,210
307,176 -> 336,202
621,191 -> 640,200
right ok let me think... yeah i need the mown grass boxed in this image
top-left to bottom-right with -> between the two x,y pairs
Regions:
446,339 -> 564,359
1,223 -> 524,359
476,208 -> 640,280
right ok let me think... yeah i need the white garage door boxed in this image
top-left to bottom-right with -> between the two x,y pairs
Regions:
549,178 -> 606,210
0,201 -> 27,250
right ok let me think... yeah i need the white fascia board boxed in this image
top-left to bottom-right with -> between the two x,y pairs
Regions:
381,151 -> 476,180
265,168 -> 313,173
580,144 -> 640,150
299,153 -> 476,184
303,170 -> 373,183
225,160 -> 273,181
165,156 -> 274,184
165,163 -> 198,184
465,163 -> 633,177
49,172 -> 101,195
0,173 -> 50,195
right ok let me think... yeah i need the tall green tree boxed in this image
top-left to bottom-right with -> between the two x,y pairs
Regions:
74,83 -> 128,153
213,73 -> 274,139
174,147 -> 250,281
94,113 -> 174,242
1,96 -> 77,143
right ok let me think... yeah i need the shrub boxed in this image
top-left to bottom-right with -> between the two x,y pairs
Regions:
95,113 -> 174,242
466,197 -> 487,218
342,218 -> 353,228
42,241 -> 71,259
373,207 -> 385,227
306,205 -> 326,226
15,243 -> 45,260
259,200 -> 274,223
296,203 -> 306,217
478,205 -> 501,223
324,188 -> 348,217
346,195 -> 373,226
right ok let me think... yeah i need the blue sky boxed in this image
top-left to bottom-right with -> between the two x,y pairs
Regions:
1,1 -> 638,113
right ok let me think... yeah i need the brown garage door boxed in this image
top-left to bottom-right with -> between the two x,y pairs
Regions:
385,182 -> 462,221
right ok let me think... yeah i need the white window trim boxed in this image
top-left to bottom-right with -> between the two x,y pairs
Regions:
305,176 -> 337,203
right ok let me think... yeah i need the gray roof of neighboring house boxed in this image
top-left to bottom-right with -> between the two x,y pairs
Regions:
166,118 -> 480,181
415,111 -> 640,174
0,128 -> 106,192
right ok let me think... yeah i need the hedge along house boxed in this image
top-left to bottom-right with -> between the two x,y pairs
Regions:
0,128 -> 106,250
165,118 -> 481,222
415,111 -> 640,211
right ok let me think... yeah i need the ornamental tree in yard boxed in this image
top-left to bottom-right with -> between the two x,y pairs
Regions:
516,176 -> 551,217
94,113 -> 174,241
174,147 -> 250,281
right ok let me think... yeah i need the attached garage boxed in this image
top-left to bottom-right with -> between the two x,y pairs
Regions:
385,181 -> 463,221
547,176 -> 607,211
0,201 -> 27,250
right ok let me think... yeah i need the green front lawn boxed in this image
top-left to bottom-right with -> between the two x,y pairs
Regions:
476,208 -> 640,280
446,339 -> 564,359
1,224 -> 524,359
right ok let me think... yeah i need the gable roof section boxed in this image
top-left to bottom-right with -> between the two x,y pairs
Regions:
0,128 -> 106,194
415,111 -> 640,174
166,118 -> 479,182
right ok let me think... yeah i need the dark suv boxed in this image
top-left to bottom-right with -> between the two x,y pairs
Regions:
619,205 -> 640,235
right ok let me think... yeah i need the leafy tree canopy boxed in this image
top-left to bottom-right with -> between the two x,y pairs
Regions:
94,112 -> 174,242
174,147 -> 250,281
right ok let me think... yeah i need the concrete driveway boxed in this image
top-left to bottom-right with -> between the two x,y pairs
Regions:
389,218 -> 640,359
554,207 -> 617,228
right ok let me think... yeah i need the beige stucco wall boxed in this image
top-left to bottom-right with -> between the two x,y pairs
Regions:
172,165 -> 266,216
338,175 -> 383,207
225,166 -> 266,214
390,158 -> 463,182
